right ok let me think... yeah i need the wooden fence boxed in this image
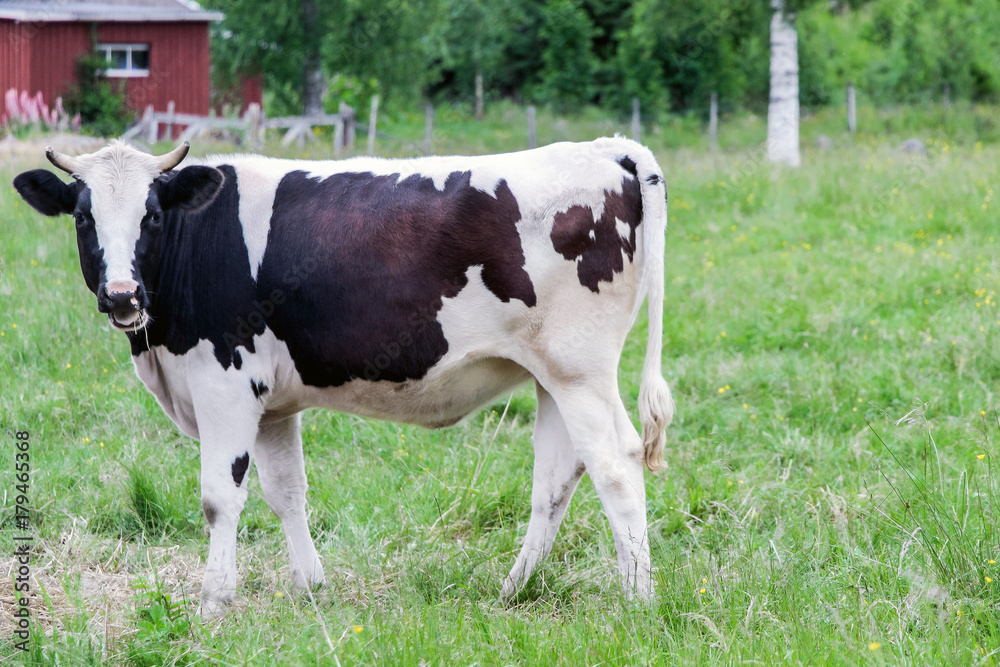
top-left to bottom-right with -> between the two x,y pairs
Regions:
122,102 -> 358,152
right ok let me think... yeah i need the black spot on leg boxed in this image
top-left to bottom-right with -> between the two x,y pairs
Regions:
250,379 -> 269,399
645,174 -> 661,186
231,452 -> 250,486
202,500 -> 217,526
546,463 -> 588,521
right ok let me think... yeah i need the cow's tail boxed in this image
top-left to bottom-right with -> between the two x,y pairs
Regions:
630,146 -> 674,472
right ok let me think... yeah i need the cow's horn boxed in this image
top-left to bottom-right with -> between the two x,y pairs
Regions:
156,141 -> 190,172
45,147 -> 80,174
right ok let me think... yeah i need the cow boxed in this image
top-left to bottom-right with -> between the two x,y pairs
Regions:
13,137 -> 674,615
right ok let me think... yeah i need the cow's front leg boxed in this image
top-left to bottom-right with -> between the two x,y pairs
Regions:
192,386 -> 263,616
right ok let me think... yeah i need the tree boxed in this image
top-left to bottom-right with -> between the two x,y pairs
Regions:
536,0 -> 599,108
300,0 -> 324,116
206,0 -> 439,116
768,0 -> 800,166
425,0 -> 520,111
614,0 -> 771,115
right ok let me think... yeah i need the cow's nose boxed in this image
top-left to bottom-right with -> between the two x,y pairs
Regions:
98,280 -> 140,313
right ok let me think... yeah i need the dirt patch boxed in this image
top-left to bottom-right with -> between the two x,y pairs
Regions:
0,522 -> 204,646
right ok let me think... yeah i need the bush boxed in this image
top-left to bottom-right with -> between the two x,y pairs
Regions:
64,54 -> 132,137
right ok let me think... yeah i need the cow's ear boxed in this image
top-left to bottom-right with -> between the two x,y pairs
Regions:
13,169 -> 78,216
156,166 -> 224,212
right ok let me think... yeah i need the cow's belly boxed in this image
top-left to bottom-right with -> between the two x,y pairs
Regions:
291,356 -> 532,428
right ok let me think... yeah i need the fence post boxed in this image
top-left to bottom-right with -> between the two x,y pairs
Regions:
527,106 -> 536,149
339,102 -> 355,151
245,102 -> 261,150
709,92 -> 719,152
424,103 -> 434,154
847,82 -> 856,134
475,71 -> 484,120
144,105 -> 157,143
165,101 -> 175,141
631,98 -> 640,143
334,117 -> 345,154
297,114 -> 306,150
367,95 -> 379,155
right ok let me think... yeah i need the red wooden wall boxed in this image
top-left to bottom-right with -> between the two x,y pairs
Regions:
1,19 -> 213,117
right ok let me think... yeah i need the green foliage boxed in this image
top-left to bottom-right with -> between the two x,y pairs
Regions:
206,0 -> 1000,117
323,74 -> 380,114
63,54 -> 132,137
125,579 -> 195,667
534,0 -> 599,108
205,0 -> 438,115
800,0 -> 1000,106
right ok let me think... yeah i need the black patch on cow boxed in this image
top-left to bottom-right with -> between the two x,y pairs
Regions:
250,379 -> 269,399
72,189 -> 107,296
128,165 -> 264,365
154,166 -> 224,212
231,452 -> 250,487
13,169 -> 80,216
550,175 -> 643,292
233,349 -> 243,369
645,174 -> 660,186
618,156 -> 637,178
257,170 -> 535,387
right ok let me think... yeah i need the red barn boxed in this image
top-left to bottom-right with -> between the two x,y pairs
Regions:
0,0 -> 243,120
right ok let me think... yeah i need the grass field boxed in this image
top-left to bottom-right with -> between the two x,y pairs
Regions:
2,105 -> 1000,665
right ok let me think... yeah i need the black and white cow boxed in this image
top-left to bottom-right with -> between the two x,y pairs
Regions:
14,138 -> 674,614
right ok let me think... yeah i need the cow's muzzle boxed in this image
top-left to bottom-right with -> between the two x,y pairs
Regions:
98,280 -> 148,331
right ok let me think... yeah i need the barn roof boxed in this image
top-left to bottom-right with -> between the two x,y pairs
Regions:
0,0 -> 223,22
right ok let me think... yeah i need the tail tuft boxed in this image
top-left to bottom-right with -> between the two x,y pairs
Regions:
639,374 -> 674,471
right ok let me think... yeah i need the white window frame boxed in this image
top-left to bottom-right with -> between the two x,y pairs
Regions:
97,43 -> 150,78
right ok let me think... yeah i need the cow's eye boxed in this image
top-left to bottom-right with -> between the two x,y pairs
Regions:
149,211 -> 163,227
74,212 -> 86,228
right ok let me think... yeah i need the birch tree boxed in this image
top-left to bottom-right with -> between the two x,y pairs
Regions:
767,0 -> 800,166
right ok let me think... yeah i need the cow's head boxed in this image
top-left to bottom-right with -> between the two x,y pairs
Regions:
13,141 -> 223,331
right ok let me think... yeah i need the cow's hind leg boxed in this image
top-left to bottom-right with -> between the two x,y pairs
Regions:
193,393 -> 262,616
254,413 -> 326,591
502,382 -> 585,598
546,381 -> 652,599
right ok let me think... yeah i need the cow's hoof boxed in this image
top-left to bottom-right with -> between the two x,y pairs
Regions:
199,593 -> 235,618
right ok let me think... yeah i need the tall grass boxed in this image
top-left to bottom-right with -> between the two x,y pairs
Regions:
1,106 -> 999,664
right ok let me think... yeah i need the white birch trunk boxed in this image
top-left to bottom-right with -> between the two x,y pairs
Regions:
767,0 -> 800,167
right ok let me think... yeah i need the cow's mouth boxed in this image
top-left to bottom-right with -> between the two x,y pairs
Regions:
109,309 -> 148,331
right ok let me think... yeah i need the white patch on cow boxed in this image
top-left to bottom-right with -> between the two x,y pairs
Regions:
133,345 -> 201,439
435,265 -> 523,362
229,160 -> 284,280
74,142 -> 162,283
615,217 -> 631,241
469,170 -> 502,195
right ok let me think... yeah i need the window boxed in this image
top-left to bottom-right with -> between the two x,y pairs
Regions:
97,44 -> 150,78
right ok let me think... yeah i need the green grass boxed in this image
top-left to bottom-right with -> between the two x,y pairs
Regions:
2,104 -> 1000,664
